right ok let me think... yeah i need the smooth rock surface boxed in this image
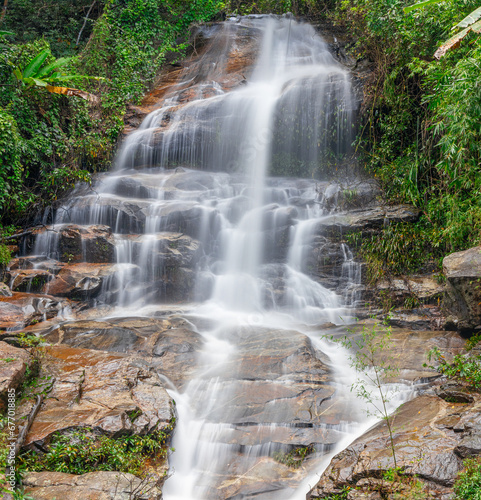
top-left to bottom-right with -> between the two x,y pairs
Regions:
42,316 -> 202,388
22,471 -> 162,500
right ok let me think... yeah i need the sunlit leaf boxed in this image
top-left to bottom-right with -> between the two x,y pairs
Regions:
403,0 -> 443,14
455,6 -> 481,29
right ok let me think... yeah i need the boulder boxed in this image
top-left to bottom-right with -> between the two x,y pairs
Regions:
0,341 -> 32,411
0,293 -> 71,331
9,269 -> 52,293
44,263 -> 139,300
0,282 -> 12,297
307,395 -> 481,499
318,205 -> 421,238
17,345 -> 174,449
22,471 -> 162,500
443,246 -> 481,331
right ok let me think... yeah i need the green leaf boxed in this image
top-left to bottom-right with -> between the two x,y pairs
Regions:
36,57 -> 71,79
403,0 -> 443,14
455,7 -> 481,29
32,78 -> 47,87
23,49 -> 50,79
0,31 -> 14,37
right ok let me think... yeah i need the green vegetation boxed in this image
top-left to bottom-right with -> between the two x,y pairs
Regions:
330,0 -> 481,278
18,427 -> 172,476
425,334 -> 481,391
454,457 -> 481,500
273,445 -> 315,468
0,0 -> 225,226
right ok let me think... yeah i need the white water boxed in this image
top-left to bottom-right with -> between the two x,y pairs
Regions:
25,15 -> 416,499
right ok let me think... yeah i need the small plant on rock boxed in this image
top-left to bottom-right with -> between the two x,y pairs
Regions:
328,321 -> 400,467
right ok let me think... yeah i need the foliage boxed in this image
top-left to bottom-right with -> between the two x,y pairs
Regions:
425,345 -> 481,391
2,0 -> 104,57
404,0 -> 481,59
0,243 -> 11,266
273,445 -> 315,468
0,0 -> 225,225
335,0 -> 481,276
357,220 -> 443,282
454,457 -> 481,500
18,428 -> 172,476
328,321 -> 399,467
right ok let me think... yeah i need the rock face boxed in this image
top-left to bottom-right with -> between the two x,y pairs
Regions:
42,316 -> 203,388
0,341 -> 32,411
20,225 -> 116,263
307,394 -> 481,499
0,293 -> 71,331
443,246 -> 481,331
19,345 -> 174,449
22,471 -> 162,500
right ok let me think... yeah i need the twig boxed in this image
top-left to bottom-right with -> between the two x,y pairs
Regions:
76,0 -> 97,46
13,394 -> 43,457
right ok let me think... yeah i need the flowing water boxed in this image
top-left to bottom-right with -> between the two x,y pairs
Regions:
26,15 -> 414,499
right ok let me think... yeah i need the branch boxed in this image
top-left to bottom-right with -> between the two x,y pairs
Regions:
13,394 -> 43,457
76,0 -> 97,46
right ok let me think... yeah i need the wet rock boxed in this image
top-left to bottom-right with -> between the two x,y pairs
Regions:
307,395 -> 481,499
9,269 -> 52,293
22,471 -> 162,500
20,225 -> 116,263
0,341 -> 32,411
0,293 -> 71,331
318,205 -> 421,238
443,246 -> 481,332
18,345 -> 174,449
120,232 -> 202,269
44,263 -> 139,300
376,275 -> 446,306
0,282 -> 12,297
8,256 -> 64,274
42,316 -> 202,388
73,195 -> 151,234
455,433 -> 481,458
436,383 -> 475,404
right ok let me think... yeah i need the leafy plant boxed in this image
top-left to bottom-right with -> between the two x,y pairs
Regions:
18,427 -> 172,476
404,0 -> 481,59
454,457 -> 481,499
328,321 -> 400,467
425,346 -> 481,390
273,445 -> 315,468
10,48 -> 100,101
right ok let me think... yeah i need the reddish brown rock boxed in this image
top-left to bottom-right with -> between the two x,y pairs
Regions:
0,341 -> 32,411
18,345 -> 173,449
43,263 -> 138,299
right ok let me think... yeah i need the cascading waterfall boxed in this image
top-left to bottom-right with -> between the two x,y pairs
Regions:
23,15 -> 415,500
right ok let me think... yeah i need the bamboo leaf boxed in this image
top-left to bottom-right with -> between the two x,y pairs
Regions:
23,49 -> 49,79
434,20 -> 481,59
455,6 -> 481,29
403,0 -> 443,14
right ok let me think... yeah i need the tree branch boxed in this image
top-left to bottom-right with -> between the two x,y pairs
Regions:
76,0 -> 97,46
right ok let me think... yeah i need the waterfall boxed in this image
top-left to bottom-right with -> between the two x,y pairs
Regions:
21,15 -> 407,500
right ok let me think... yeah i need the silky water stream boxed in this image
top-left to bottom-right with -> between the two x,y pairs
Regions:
29,15 -> 415,499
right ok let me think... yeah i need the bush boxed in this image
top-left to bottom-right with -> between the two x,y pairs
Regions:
454,457 -> 481,500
